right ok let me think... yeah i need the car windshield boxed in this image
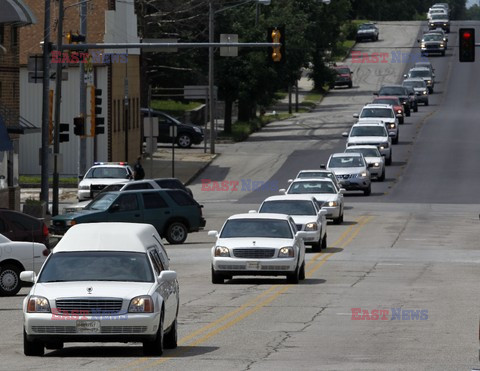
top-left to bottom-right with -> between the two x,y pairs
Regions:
423,34 -> 443,42
403,80 -> 426,88
297,171 -> 335,180
345,148 -> 380,157
431,14 -> 447,20
378,87 -> 406,95
259,200 -> 316,216
414,63 -> 432,70
220,219 -> 293,239
38,251 -> 154,283
359,24 -> 375,30
85,167 -> 129,179
409,70 -> 430,78
288,181 -> 336,194
350,126 -> 387,137
329,156 -> 364,168
84,192 -> 117,210
360,108 -> 393,118
336,68 -> 350,74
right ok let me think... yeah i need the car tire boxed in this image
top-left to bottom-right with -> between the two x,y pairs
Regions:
406,108 -> 411,117
386,154 -> 392,166
428,88 -> 433,94
286,264 -> 300,284
211,267 -> 224,284
165,222 -> 188,244
0,263 -> 22,296
321,234 -> 327,250
177,133 -> 193,148
24,329 -> 44,356
163,318 -> 178,349
399,117 -> 404,125
425,100 -> 429,106
364,186 -> 371,196
393,135 -> 399,144
442,51 -> 446,56
299,262 -> 306,280
311,239 -> 321,252
143,313 -> 164,356
378,169 -> 386,182
348,82 -> 353,88
414,104 -> 418,112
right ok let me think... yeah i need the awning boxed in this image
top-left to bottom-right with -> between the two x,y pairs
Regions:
0,0 -> 36,25
0,115 -> 13,151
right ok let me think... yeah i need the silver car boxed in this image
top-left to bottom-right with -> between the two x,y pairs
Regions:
345,145 -> 385,181
404,67 -> 435,93
326,152 -> 372,196
403,78 -> 429,105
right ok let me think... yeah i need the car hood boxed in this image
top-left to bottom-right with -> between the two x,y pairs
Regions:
52,209 -> 100,221
330,167 -> 366,175
348,136 -> 387,145
215,237 -> 294,249
413,87 -> 427,92
289,215 -> 318,224
31,281 -> 156,301
80,179 -> 130,186
364,156 -> 383,164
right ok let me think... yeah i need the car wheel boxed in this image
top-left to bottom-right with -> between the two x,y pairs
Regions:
24,329 -> 44,356
425,100 -> 429,106
163,318 -> 178,349
386,154 -> 392,166
348,82 -> 353,88
364,186 -> 371,196
378,169 -> 386,182
286,264 -> 300,284
406,108 -> 411,117
393,135 -> 399,144
321,234 -> 327,250
299,262 -> 305,280
442,51 -> 446,56
311,239 -> 321,252
399,117 -> 404,125
211,267 -> 224,284
0,264 -> 21,296
177,133 -> 192,148
143,312 -> 164,356
414,104 -> 418,112
165,222 -> 188,244
428,88 -> 433,94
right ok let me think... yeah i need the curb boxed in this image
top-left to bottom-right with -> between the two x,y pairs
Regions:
185,153 -> 219,186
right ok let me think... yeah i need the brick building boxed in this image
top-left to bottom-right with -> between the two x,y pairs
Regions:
18,0 -> 141,176
0,0 -> 37,210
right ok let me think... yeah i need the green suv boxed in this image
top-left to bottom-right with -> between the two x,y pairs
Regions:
51,189 -> 206,244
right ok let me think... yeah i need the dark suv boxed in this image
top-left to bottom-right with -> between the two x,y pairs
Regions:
141,108 -> 204,148
374,85 -> 416,116
51,189 -> 206,244
330,65 -> 353,88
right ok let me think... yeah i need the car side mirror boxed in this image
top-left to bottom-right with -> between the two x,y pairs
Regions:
78,175 -> 84,180
353,113 -> 359,118
279,188 -> 286,194
295,231 -> 310,239
373,92 -> 378,96
20,271 -> 36,283
320,164 -> 326,169
417,39 -> 420,42
208,230 -> 218,237
109,203 -> 120,212
432,73 -> 435,78
287,179 -> 293,183
318,209 -> 327,216
159,270 -> 177,282
342,132 -> 348,137
248,210 -> 257,214
403,74 -> 407,78
339,188 -> 346,194
350,71 -> 353,74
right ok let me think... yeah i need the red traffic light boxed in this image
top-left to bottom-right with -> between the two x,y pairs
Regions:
459,28 -> 475,62
462,31 -> 472,39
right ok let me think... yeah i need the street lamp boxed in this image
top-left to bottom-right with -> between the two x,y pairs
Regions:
208,0 -> 271,154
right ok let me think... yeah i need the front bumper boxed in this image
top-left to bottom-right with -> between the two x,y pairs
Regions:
356,33 -> 376,40
24,312 -> 160,343
212,257 -> 297,276
337,177 -> 371,191
416,94 -> 429,103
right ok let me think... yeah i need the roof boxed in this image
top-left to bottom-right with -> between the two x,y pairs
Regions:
54,223 -> 160,253
363,104 -> 392,109
330,152 -> 363,158
291,177 -> 336,183
262,195 -> 317,202
0,0 -> 36,25
298,169 -> 334,174
353,119 -> 385,126
227,213 -> 291,221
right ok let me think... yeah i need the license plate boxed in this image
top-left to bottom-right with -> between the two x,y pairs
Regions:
76,320 -> 100,333
246,261 -> 260,270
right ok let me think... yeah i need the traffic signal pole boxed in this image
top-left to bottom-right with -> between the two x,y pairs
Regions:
79,0 -> 87,177
52,0 -> 64,216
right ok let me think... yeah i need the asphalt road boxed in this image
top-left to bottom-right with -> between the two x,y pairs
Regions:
3,21 -> 480,370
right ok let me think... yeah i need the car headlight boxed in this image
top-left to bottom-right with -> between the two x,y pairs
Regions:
79,185 -> 90,190
360,172 -> 368,178
373,162 -> 380,167
443,23 -> 447,26
379,142 -> 389,149
427,80 -> 432,84
66,219 -> 77,226
214,246 -> 230,257
328,201 -> 338,207
397,109 -> 402,114
421,43 -> 426,48
440,43 -> 444,48
305,222 -> 318,231
278,247 -> 294,258
128,296 -> 153,313
27,296 -> 51,313
389,123 -> 396,129
423,90 -> 427,95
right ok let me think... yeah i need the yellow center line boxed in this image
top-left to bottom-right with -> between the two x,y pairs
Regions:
124,215 -> 373,370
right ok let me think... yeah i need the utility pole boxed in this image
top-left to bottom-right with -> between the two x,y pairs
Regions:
209,1 -> 215,154
40,0 -> 51,206
79,0 -> 87,175
52,0 -> 64,216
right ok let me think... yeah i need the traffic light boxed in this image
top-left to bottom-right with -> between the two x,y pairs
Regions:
49,90 -> 54,145
66,31 -> 86,44
90,86 -> 104,135
268,26 -> 285,63
73,116 -> 85,136
59,123 -> 69,143
459,28 -> 475,62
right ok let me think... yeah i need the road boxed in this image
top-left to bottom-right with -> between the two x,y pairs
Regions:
2,21 -> 480,370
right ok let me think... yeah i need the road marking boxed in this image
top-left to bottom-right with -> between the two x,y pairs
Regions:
122,215 -> 374,370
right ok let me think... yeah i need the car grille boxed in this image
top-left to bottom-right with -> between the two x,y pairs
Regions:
295,224 -> 303,231
90,184 -> 107,191
426,44 -> 440,49
52,220 -> 66,227
232,249 -> 275,259
32,326 -> 76,334
55,299 -> 123,314
101,326 -> 147,334
336,174 -> 358,180
336,76 -> 349,82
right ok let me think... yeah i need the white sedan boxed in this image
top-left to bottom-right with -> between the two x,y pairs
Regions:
345,145 -> 386,181
281,178 -> 345,224
258,195 -> 327,252
209,213 -> 309,284
21,223 -> 179,356
0,234 -> 48,296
